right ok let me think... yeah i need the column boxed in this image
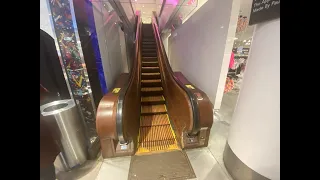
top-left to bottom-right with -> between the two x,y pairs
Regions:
46,0 -> 98,154
223,19 -> 280,180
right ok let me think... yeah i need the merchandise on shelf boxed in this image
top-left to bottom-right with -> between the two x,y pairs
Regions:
236,15 -> 248,33
224,77 -> 234,94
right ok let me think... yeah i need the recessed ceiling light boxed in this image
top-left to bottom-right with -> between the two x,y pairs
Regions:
142,5 -> 144,7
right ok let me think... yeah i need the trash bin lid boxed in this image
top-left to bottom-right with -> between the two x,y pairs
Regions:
40,99 -> 76,116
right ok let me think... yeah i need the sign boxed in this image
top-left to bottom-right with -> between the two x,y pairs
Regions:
112,88 -> 121,94
249,0 -> 280,25
185,84 -> 195,90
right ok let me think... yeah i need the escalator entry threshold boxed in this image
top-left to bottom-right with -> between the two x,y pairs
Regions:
136,25 -> 179,155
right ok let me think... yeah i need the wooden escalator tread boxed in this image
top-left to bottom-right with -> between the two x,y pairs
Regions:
141,79 -> 161,83
140,114 -> 170,127
142,72 -> 160,75
137,139 -> 178,152
142,67 -> 159,69
141,95 -> 165,102
137,125 -> 178,153
141,87 -> 163,92
139,125 -> 174,142
141,104 -> 167,114
142,62 -> 158,65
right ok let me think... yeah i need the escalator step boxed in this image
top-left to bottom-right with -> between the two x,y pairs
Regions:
142,72 -> 160,75
141,95 -> 165,105
141,87 -> 163,96
141,67 -> 159,73
141,87 -> 163,91
139,125 -> 174,142
142,41 -> 156,45
142,44 -> 156,48
141,104 -> 167,115
137,139 -> 178,153
142,62 -> 158,67
142,53 -> 157,57
140,114 -> 170,127
142,39 -> 155,42
142,40 -> 155,44
141,79 -> 161,83
141,79 -> 162,87
141,73 -> 161,80
142,48 -> 156,52
142,37 -> 154,41
142,57 -> 158,62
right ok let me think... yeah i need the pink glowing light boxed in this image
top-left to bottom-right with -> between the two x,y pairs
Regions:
187,0 -> 195,5
166,0 -> 178,6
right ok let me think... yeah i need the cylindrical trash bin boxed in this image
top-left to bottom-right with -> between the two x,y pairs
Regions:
40,99 -> 87,170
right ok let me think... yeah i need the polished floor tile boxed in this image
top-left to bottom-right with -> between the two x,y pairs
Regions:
56,157 -> 103,180
208,121 -> 229,165
207,121 -> 233,180
95,156 -> 131,180
186,148 -> 231,180
207,90 -> 239,180
216,90 -> 239,124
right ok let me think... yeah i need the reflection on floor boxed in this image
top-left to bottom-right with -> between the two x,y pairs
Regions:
57,90 -> 238,180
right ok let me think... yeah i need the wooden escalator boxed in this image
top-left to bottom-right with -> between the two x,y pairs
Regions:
136,24 -> 179,154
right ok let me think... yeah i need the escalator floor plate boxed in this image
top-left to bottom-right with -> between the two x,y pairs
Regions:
128,150 -> 196,180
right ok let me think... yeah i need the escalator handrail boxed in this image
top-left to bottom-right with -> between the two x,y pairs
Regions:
151,17 -> 200,136
116,15 -> 141,144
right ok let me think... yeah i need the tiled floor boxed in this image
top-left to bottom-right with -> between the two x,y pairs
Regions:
57,91 -> 238,180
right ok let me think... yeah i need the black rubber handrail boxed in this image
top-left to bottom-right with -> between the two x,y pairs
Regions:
151,17 -> 200,136
116,15 -> 141,144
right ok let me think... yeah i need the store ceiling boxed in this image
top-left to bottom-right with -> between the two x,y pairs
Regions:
130,0 -> 198,23
130,0 -> 162,23
124,0 -> 254,40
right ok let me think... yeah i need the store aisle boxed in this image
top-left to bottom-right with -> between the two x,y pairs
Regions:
216,89 -> 239,125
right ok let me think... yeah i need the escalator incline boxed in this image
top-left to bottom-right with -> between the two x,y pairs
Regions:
136,24 -> 179,154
